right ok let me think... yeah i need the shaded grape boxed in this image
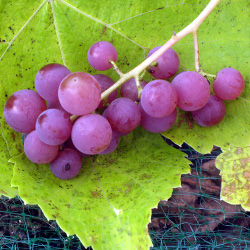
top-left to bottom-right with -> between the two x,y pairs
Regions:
50,148 -> 82,180
24,130 -> 59,164
35,63 -> 71,102
192,95 -> 226,127
4,90 -> 47,133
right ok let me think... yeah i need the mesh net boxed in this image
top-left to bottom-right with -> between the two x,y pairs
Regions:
0,142 -> 249,249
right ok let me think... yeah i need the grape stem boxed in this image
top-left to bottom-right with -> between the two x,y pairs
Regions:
101,0 -> 221,101
193,31 -> 217,79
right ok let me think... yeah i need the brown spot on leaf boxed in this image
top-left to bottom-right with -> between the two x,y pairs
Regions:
91,191 -> 102,198
178,113 -> 194,129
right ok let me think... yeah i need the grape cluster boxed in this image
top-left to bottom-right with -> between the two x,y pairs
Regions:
4,41 -> 245,180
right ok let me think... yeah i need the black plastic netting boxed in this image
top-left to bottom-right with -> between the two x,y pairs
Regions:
0,141 -> 249,249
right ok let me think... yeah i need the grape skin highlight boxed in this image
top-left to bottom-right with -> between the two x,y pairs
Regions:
4,90 -> 47,133
58,72 -> 101,115
171,71 -> 210,111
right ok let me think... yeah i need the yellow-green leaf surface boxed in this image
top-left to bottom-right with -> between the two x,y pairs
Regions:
0,0 -> 249,248
11,129 -> 190,249
216,146 -> 250,211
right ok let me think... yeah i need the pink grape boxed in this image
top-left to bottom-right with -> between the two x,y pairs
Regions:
93,74 -> 117,109
147,46 -> 179,79
120,78 -> 147,101
171,71 -> 210,111
58,72 -> 101,115
50,148 -> 82,180
140,80 -> 177,118
213,68 -> 244,100
4,90 -> 47,133
71,114 -> 112,155
99,130 -> 120,155
47,100 -> 71,116
87,41 -> 117,71
106,98 -> 141,133
24,130 -> 59,164
139,103 -> 177,133
192,95 -> 226,127
36,109 -> 72,145
35,63 -> 71,102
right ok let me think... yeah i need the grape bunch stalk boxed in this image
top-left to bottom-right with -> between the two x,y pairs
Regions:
3,0 -> 245,180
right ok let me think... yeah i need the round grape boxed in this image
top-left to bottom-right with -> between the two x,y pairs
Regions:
71,114 -> 112,155
88,41 -> 117,71
120,78 -> 147,101
213,68 -> 244,100
192,95 -> 226,127
4,90 -> 47,133
107,98 -> 141,133
147,46 -> 179,79
50,148 -> 82,180
171,71 -> 210,111
58,72 -> 101,115
139,103 -> 177,133
140,80 -> 177,118
24,130 -> 59,164
36,109 -> 72,145
35,63 -> 71,102
99,130 -> 120,155
93,74 -> 117,109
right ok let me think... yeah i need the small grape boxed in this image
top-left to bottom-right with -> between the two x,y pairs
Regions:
87,41 -> 117,71
4,90 -> 47,133
171,71 -> 210,111
139,103 -> 177,133
120,78 -> 147,101
35,63 -> 71,102
36,109 -> 72,145
47,100 -> 71,116
106,98 -> 141,133
99,130 -> 120,155
192,95 -> 226,127
213,68 -> 244,100
147,46 -> 179,79
93,74 -> 117,109
50,148 -> 82,180
140,80 -> 177,118
58,72 -> 101,115
24,130 -> 59,164
71,114 -> 112,155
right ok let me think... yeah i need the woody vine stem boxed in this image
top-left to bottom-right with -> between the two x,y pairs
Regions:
101,0 -> 221,100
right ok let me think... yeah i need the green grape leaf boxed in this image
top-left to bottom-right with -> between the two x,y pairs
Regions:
216,146 -> 250,211
11,129 -> 190,249
0,134 -> 18,198
0,0 -> 249,247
